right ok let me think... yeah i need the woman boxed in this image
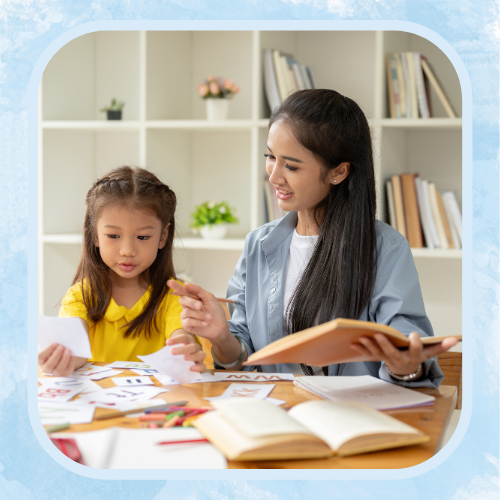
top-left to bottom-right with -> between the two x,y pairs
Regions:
168,89 -> 457,387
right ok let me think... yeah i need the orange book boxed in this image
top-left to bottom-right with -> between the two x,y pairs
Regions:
436,190 -> 454,249
400,173 -> 423,248
391,175 -> 406,238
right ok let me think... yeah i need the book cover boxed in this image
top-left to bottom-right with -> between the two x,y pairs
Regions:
385,53 -> 396,119
272,50 -> 288,101
391,174 -> 406,237
394,53 -> 407,118
421,179 -> 441,248
413,53 -> 430,118
414,176 -> 434,249
436,190 -> 454,248
400,173 -> 424,248
400,52 -> 411,118
428,182 -> 449,249
385,179 -> 397,230
420,58 -> 456,118
443,191 -> 462,244
442,192 -> 461,248
263,49 -> 281,112
404,52 -> 419,119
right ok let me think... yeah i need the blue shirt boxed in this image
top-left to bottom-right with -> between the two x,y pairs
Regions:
226,212 -> 444,388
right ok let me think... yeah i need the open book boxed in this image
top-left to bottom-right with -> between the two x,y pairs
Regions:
194,398 -> 429,461
244,318 -> 462,367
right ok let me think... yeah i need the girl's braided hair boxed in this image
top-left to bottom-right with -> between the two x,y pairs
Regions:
73,166 -> 177,339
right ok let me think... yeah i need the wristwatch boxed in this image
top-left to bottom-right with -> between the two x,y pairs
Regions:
386,363 -> 423,381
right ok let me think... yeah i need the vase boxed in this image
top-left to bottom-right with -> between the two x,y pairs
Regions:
200,224 -> 227,239
106,110 -> 122,120
205,98 -> 230,121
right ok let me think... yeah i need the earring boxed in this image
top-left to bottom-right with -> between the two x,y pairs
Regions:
333,180 -> 337,183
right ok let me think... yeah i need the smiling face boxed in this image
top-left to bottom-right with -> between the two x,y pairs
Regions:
265,120 -> 349,235
94,204 -> 168,286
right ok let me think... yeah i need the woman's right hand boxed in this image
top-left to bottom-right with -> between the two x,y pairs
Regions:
38,343 -> 87,377
167,280 -> 230,342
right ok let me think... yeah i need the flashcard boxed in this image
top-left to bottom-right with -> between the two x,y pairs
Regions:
38,377 -> 102,394
72,365 -> 124,380
111,376 -> 155,387
211,372 -> 295,382
38,315 -> 92,358
153,374 -> 180,386
39,402 -> 96,425
203,383 -> 275,402
129,368 -> 159,375
77,386 -> 169,408
38,385 -> 85,403
104,361 -> 152,370
138,346 -> 201,384
265,397 -> 286,406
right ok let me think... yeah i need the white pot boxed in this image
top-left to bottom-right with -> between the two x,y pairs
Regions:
200,224 -> 227,239
206,98 -> 230,121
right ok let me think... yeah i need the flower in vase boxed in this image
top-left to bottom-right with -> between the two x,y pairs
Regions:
197,83 -> 209,97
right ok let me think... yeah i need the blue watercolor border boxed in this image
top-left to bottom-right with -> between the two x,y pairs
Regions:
28,20 -> 472,481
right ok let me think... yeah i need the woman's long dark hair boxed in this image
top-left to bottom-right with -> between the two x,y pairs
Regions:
270,89 -> 377,375
72,166 -> 177,339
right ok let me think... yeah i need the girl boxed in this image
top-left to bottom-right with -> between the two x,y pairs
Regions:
168,89 -> 457,387
38,166 -> 206,377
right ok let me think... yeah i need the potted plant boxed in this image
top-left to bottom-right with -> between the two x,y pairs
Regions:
190,200 -> 239,239
100,98 -> 125,120
197,76 -> 240,120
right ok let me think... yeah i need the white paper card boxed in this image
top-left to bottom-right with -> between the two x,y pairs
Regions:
111,376 -> 155,387
204,383 -> 275,402
38,385 -> 85,403
77,386 -> 169,408
130,368 -> 159,375
138,346 -> 201,384
72,365 -> 124,380
153,374 -> 180,386
265,397 -> 286,406
211,372 -> 295,382
38,402 -> 95,425
38,377 -> 102,394
38,315 -> 92,358
104,361 -> 153,370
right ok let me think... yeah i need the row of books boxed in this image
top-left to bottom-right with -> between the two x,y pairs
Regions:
263,49 -> 316,112
386,174 -> 462,249
386,52 -> 456,119
263,176 -> 287,223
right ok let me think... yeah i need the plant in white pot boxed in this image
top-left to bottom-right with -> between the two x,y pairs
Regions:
190,200 -> 239,239
197,76 -> 240,120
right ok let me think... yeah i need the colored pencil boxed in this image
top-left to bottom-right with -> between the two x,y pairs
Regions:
169,292 -> 236,305
157,438 -> 210,445
95,400 -> 187,420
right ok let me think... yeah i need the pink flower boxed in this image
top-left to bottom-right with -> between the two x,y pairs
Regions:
224,79 -> 234,90
209,82 -> 220,95
197,83 -> 209,97
207,75 -> 217,82
232,84 -> 240,94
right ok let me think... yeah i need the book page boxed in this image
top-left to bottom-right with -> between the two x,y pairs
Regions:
288,400 -> 423,452
210,398 -> 313,439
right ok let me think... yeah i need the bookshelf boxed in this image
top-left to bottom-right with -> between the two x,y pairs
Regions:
39,30 -> 462,342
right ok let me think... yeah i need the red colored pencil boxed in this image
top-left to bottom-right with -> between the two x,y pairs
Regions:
157,438 -> 210,446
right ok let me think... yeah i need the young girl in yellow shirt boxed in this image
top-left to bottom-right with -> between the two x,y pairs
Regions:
38,166 -> 206,376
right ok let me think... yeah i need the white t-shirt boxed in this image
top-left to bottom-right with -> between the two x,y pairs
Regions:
283,230 -> 325,376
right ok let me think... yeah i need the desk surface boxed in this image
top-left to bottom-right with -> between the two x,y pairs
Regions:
39,365 -> 457,469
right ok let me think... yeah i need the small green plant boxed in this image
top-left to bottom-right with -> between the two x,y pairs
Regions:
190,200 -> 239,229
100,98 -> 125,112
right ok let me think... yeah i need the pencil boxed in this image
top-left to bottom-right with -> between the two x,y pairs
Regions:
169,292 -> 236,305
157,438 -> 210,445
95,400 -> 187,420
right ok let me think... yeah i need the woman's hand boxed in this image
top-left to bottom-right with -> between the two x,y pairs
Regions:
167,329 -> 206,373
167,280 -> 230,342
38,343 -> 88,377
350,332 -> 459,377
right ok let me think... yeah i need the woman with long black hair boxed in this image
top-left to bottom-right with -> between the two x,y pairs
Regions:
168,89 -> 457,387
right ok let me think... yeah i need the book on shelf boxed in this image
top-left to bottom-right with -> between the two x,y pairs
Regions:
263,49 -> 281,112
391,174 -> 406,237
400,173 -> 424,248
293,375 -> 435,410
386,52 -> 454,119
386,175 -> 462,250
193,397 -> 430,461
244,318 -> 462,368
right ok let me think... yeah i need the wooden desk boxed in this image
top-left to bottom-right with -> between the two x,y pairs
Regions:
39,366 -> 457,469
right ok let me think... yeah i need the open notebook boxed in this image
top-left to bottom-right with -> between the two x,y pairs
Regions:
244,318 -> 462,367
194,398 -> 429,461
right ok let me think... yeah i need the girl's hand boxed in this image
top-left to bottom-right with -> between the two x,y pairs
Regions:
351,332 -> 459,377
38,343 -> 88,377
167,280 -> 230,342
167,330 -> 206,373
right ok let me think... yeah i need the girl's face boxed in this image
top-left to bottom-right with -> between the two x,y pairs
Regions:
94,204 -> 168,286
265,120 -> 338,229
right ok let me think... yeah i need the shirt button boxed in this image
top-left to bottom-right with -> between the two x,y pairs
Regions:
271,288 -> 276,293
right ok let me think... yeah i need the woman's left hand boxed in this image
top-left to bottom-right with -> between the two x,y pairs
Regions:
167,329 -> 206,373
351,332 -> 459,377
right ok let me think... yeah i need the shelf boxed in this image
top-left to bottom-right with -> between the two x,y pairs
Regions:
41,234 -> 245,251
42,121 -> 141,131
380,118 -> 462,130
410,248 -> 462,259
145,120 -> 256,131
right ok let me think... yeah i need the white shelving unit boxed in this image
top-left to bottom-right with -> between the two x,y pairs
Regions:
39,30 -> 462,342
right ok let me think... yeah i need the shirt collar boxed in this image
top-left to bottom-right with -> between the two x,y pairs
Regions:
261,212 -> 297,255
104,286 -> 152,323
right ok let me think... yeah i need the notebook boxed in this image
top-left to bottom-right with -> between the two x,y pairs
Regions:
293,375 -> 435,410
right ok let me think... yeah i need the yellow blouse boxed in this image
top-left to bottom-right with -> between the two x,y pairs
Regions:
59,283 -> 184,362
